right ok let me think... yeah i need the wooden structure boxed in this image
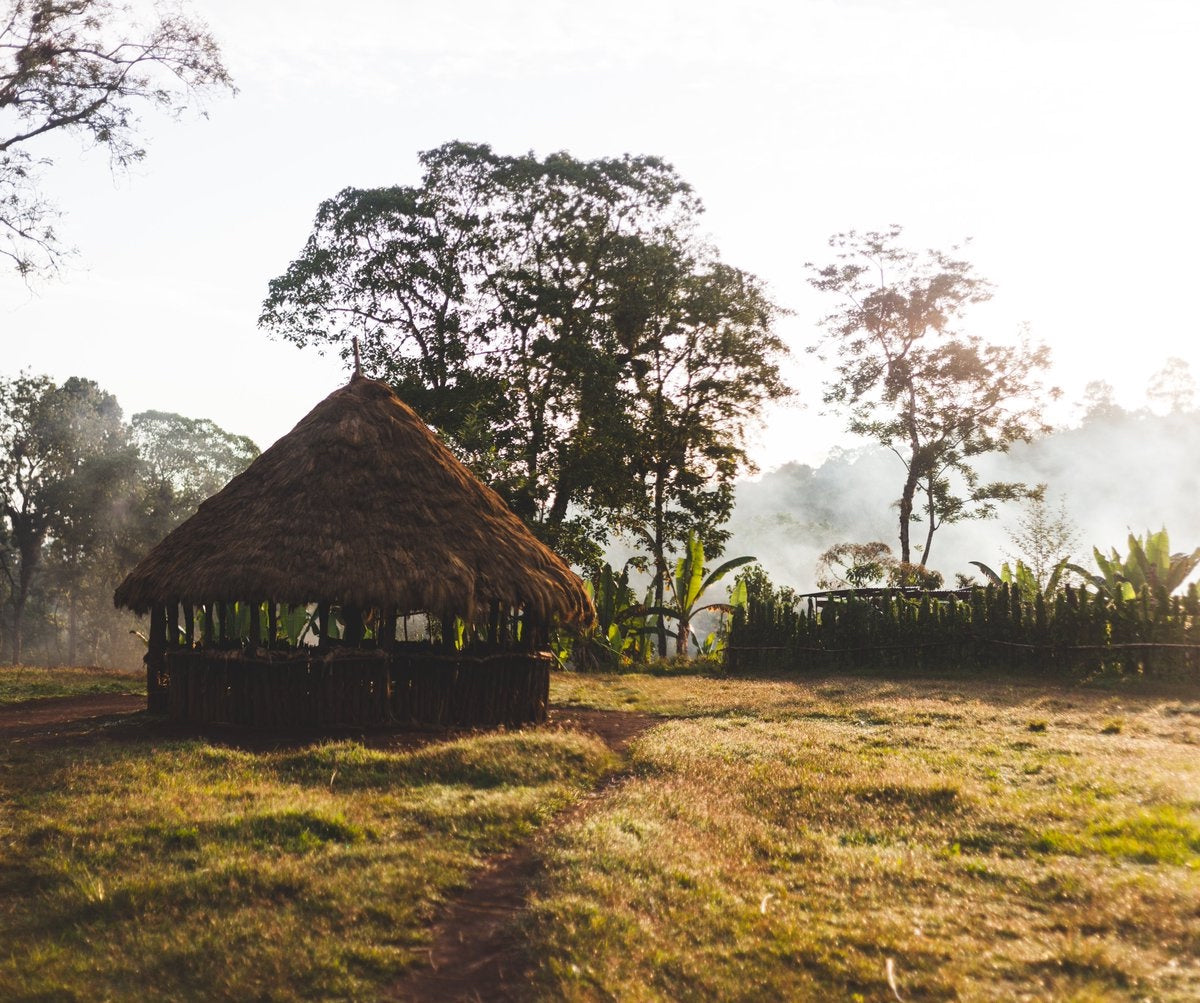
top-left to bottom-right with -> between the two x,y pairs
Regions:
114,373 -> 593,728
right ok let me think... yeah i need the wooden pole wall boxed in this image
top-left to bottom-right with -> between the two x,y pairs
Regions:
147,603 -> 167,713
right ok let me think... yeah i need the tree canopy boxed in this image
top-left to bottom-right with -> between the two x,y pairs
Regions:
0,374 -> 257,665
808,227 -> 1056,567
0,372 -> 132,662
261,141 -> 789,574
0,0 -> 233,276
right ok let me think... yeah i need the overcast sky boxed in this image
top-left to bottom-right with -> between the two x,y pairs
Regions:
2,0 -> 1197,469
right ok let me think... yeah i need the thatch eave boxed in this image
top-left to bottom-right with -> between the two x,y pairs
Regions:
113,376 -> 594,629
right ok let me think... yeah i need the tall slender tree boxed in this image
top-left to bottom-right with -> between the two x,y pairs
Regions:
808,227 -> 1055,566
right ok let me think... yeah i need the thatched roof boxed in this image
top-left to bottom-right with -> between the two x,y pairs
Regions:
114,375 -> 593,627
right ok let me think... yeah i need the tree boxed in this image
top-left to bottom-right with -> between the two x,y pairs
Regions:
1004,492 -> 1080,590
0,373 -> 131,663
1,0 -> 233,276
660,531 -> 753,658
808,227 -> 1056,567
1147,356 -> 1196,415
611,240 -> 789,652
815,541 -> 895,590
261,142 -> 788,572
128,409 -> 258,546
1079,379 -> 1124,423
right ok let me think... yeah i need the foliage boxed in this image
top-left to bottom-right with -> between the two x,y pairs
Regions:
807,227 -> 1055,567
660,531 -> 754,657
970,557 -> 1068,601
0,0 -> 234,276
1146,356 -> 1196,415
0,373 -> 133,663
0,377 -> 258,666
1004,492 -> 1080,590
886,561 -> 944,589
730,573 -> 1200,681
1069,528 -> 1200,602
260,142 -> 788,567
815,540 -> 895,589
569,559 -> 656,669
126,410 -> 259,556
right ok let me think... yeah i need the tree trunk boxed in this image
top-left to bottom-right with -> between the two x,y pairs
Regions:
68,591 -> 78,667
652,465 -> 669,658
11,602 -> 23,665
898,467 -> 920,565
920,478 -> 938,567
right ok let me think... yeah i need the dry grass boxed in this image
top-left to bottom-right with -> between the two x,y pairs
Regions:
533,671 -> 1200,1001
0,665 -> 143,704
0,724 -> 616,1000
3,669 -> 1197,1000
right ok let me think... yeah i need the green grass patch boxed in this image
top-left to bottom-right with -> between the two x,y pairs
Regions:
0,664 -> 143,703
1036,805 -> 1200,866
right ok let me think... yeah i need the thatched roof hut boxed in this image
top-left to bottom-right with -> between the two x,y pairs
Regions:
115,373 -> 593,629
115,374 -> 593,728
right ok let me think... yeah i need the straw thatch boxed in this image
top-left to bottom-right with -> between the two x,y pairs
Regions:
114,374 -> 593,628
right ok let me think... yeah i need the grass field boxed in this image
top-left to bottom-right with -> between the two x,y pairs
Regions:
536,673 -> 1200,1001
0,664 -> 144,704
2,667 -> 1198,1001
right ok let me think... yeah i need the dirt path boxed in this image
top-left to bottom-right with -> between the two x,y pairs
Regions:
0,692 -> 145,744
388,707 -> 657,1003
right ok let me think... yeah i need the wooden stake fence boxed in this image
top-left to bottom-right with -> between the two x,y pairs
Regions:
160,648 -> 551,728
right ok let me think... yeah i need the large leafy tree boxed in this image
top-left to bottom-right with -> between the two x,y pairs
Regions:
0,380 -> 258,665
809,227 -> 1055,566
0,373 -> 132,663
128,409 -> 259,551
261,142 -> 787,570
612,240 -> 788,651
1,0 -> 233,276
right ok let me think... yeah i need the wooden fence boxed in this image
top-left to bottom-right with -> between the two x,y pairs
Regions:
160,648 -> 552,728
727,582 -> 1200,682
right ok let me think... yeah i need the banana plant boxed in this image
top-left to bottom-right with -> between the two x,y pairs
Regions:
663,532 -> 755,658
970,558 -> 1068,600
1067,529 -> 1200,600
575,560 -> 662,668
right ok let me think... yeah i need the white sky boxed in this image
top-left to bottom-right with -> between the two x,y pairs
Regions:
2,0 -> 1197,469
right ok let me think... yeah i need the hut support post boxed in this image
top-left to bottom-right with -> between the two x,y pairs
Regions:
147,603 -> 168,713
249,603 -> 261,648
317,604 -> 330,647
203,603 -> 215,647
343,604 -> 364,644
487,601 -> 501,647
268,602 -> 278,648
381,609 -> 397,652
183,604 -> 195,649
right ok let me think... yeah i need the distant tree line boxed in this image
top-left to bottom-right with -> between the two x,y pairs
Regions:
0,373 -> 257,665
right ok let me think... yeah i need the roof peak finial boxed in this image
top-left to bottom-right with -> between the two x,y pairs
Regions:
352,337 -> 363,380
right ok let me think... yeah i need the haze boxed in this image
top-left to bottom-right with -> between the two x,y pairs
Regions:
1,0 -> 1197,470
